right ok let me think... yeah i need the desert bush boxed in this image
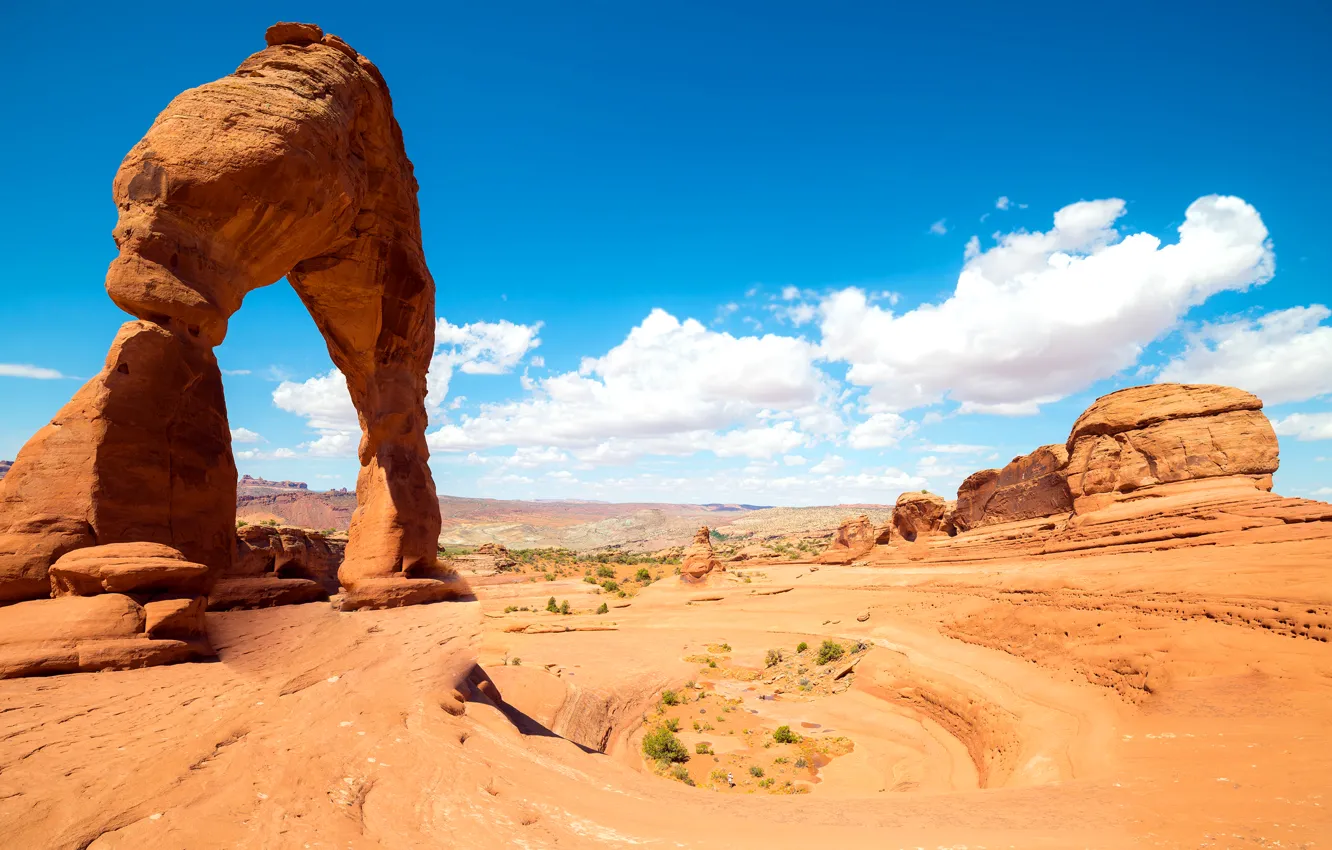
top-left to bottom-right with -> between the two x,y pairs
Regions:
559,600 -> 571,615
596,602 -> 609,614
765,648 -> 783,667
601,579 -> 619,593
635,567 -> 652,582
596,565 -> 616,579
235,520 -> 248,528
706,659 -> 717,668
774,756 -> 788,764
583,575 -> 598,584
642,727 -> 689,764
796,641 -> 808,653
758,777 -> 774,788
709,768 -> 728,783
695,742 -> 712,755
773,725 -> 800,744
816,640 -> 844,665
511,657 -> 522,666
663,717 -> 681,732
670,764 -> 694,785
749,765 -> 764,778
546,597 -> 559,613
661,689 -> 681,706
795,757 -> 808,768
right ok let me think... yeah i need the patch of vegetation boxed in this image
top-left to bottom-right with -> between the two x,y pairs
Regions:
596,564 -> 616,579
795,757 -> 808,768
635,567 -> 652,582
773,725 -> 800,744
773,756 -> 788,764
596,602 -> 609,614
235,520 -> 248,528
707,659 -> 718,668
660,689 -> 680,706
765,648 -> 783,667
546,597 -> 559,614
601,579 -> 620,593
749,765 -> 764,778
695,742 -> 712,755
559,600 -> 571,615
583,574 -> 598,584
816,639 -> 845,665
796,641 -> 808,653
642,727 -> 689,764
670,764 -> 694,785
543,572 -> 555,581
758,777 -> 774,788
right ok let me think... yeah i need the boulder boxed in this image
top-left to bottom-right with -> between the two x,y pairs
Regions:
817,515 -> 879,564
954,445 -> 1073,530
144,597 -> 208,640
49,543 -> 209,598
1063,384 -> 1279,509
680,527 -> 723,580
208,577 -> 329,611
892,492 -> 953,541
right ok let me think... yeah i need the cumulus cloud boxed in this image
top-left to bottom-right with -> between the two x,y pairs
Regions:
1272,412 -> 1332,441
913,442 -> 993,454
230,427 -> 264,444
820,195 -> 1275,414
427,319 -> 542,415
847,412 -> 916,449
1156,305 -> 1332,404
783,455 -> 807,466
809,454 -> 846,475
929,219 -> 948,235
0,363 -> 64,379
428,309 -> 832,462
996,196 -> 1011,210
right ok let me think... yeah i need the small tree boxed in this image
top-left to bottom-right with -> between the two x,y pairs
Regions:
596,565 -> 616,579
661,689 -> 680,706
796,641 -> 808,653
546,597 -> 559,613
596,602 -> 609,614
635,567 -> 652,582
816,640 -> 844,665
559,600 -> 571,615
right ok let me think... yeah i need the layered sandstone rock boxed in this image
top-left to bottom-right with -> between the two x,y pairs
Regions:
817,515 -> 884,564
892,492 -> 955,541
1063,384 -> 1279,511
680,527 -> 723,580
954,445 -> 1073,531
209,525 -> 345,610
0,23 -> 453,625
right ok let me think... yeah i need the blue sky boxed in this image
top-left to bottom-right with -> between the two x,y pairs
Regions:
2,1 -> 1330,505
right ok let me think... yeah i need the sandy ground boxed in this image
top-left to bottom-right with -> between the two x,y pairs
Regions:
2,528 -> 1330,848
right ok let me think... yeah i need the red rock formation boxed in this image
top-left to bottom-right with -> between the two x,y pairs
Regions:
1063,384 -> 1279,512
954,445 -> 1073,531
892,492 -> 954,541
680,527 -> 723,580
817,515 -> 880,564
0,23 -> 455,624
209,526 -> 345,610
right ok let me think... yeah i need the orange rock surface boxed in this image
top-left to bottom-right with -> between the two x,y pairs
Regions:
680,526 -> 723,579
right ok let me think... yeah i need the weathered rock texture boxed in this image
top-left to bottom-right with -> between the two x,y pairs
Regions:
1062,385 -> 1279,510
0,23 -> 451,628
208,526 -> 345,610
954,445 -> 1073,531
680,527 -> 723,580
817,515 -> 882,564
892,492 -> 955,541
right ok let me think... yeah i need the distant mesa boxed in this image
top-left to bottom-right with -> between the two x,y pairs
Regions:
0,460 -> 11,480
239,474 -> 308,491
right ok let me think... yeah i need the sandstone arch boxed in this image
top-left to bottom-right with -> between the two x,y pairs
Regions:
0,23 -> 452,611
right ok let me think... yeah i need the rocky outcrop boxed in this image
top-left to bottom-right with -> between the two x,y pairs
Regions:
0,23 -> 455,629
892,492 -> 955,542
1062,384 -> 1279,511
680,527 -> 723,580
954,445 -> 1073,531
208,526 -> 345,610
817,515 -> 884,564
0,460 -> 11,480
238,475 -> 309,491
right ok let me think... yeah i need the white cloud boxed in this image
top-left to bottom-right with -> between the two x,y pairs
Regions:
929,219 -> 948,236
914,443 -> 993,454
809,454 -> 845,475
529,356 -> 545,368
502,446 -> 570,468
428,318 -> 542,415
1314,486 -> 1332,496
848,412 -> 917,449
771,301 -> 818,326
235,447 -> 297,461
781,286 -> 801,300
230,427 -> 264,444
820,195 -> 1274,415
782,455 -> 807,466
1272,412 -> 1332,441
996,196 -> 1011,210
222,368 -> 252,376
427,308 -> 832,462
0,363 -> 64,379
1156,305 -> 1332,404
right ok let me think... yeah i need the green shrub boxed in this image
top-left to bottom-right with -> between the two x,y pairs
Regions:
635,567 -> 651,582
795,757 -> 808,768
816,640 -> 844,665
642,727 -> 689,763
765,648 -> 783,668
543,572 -> 555,581
663,716 -> 681,732
596,565 -> 616,578
695,742 -> 712,755
661,689 -> 680,706
559,600 -> 571,615
583,575 -> 598,584
706,659 -> 718,668
773,725 -> 800,744
511,657 -> 521,666
773,756 -> 788,764
546,597 -> 559,613
796,641 -> 808,653
670,763 -> 694,785
719,643 -> 732,652
758,777 -> 774,788
601,579 -> 619,593
596,602 -> 609,614
236,520 -> 248,528
749,765 -> 764,778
